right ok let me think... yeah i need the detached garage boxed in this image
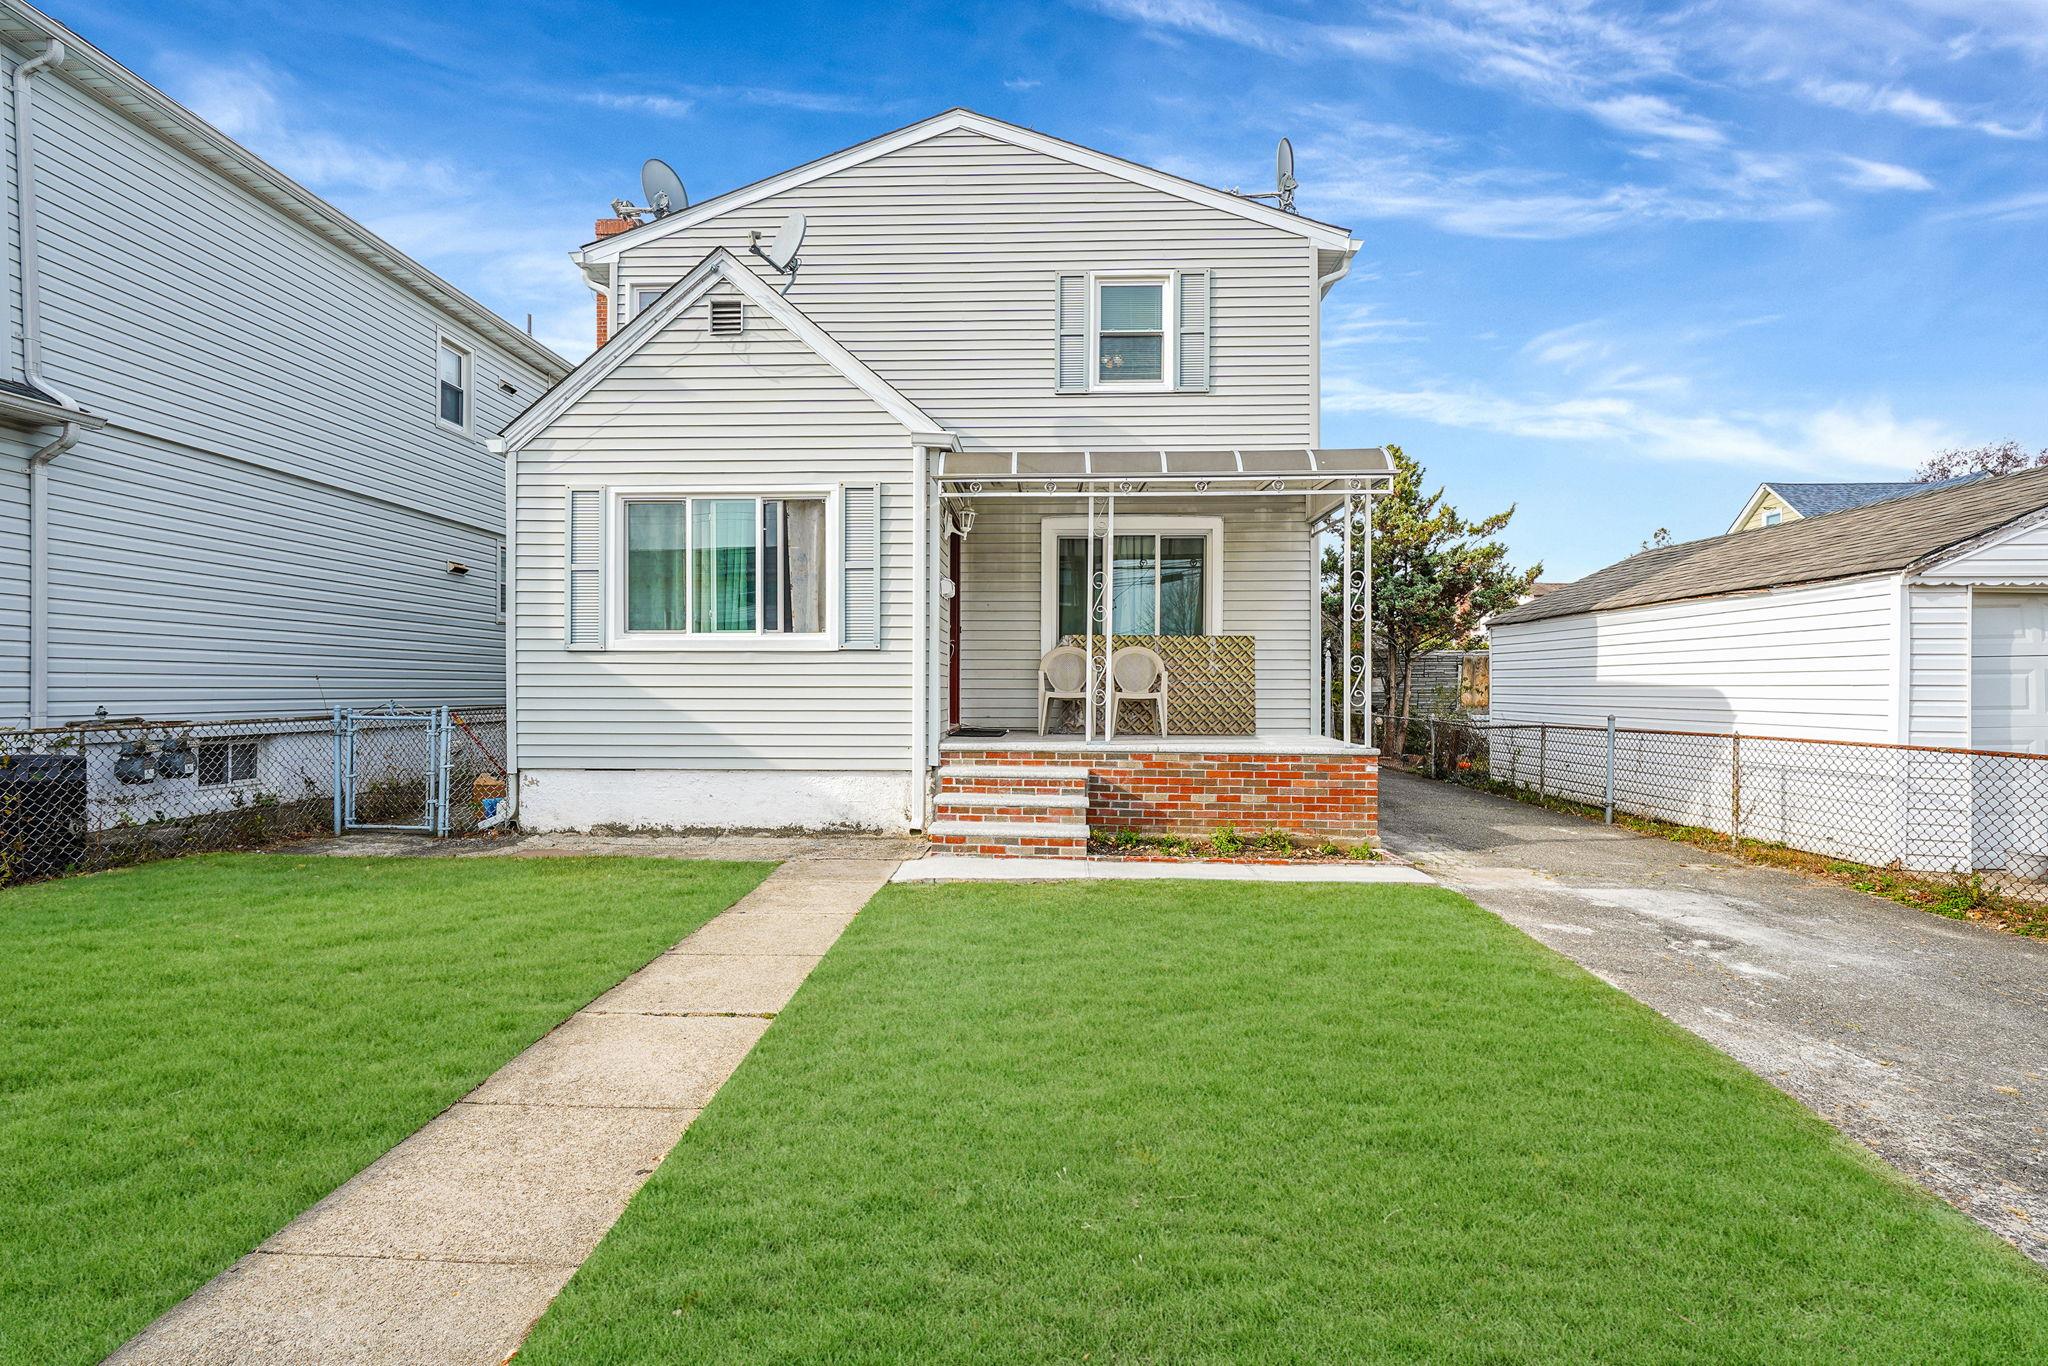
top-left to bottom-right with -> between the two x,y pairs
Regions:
1487,468 -> 2048,872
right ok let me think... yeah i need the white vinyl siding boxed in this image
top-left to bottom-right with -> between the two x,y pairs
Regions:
1916,513 -> 2048,586
609,127 -> 1314,450
1904,586 -> 1971,747
1487,576 -> 1901,742
957,497 -> 1313,734
42,424 -> 507,718
513,285 -> 917,770
0,39 -> 562,725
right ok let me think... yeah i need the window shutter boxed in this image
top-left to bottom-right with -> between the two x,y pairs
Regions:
1054,274 -> 1088,393
841,484 -> 881,649
1176,270 -> 1211,392
564,487 -> 605,650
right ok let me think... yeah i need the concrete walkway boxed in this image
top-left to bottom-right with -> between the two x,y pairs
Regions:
1379,769 -> 2048,1264
111,851 -> 902,1365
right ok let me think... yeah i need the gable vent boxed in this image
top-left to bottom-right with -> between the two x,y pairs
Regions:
709,298 -> 745,336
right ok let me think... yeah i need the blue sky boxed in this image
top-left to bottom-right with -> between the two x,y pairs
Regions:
60,0 -> 2048,578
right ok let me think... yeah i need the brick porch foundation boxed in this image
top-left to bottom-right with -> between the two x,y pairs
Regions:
939,746 -> 1379,841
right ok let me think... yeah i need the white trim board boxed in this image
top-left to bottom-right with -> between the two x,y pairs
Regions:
573,109 -> 1358,266
496,248 -> 955,453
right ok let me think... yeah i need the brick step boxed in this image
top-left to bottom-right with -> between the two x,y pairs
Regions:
925,818 -> 1089,858
932,791 -> 1088,824
936,763 -> 1091,797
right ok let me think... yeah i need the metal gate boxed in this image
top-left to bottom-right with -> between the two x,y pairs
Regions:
332,706 -> 451,835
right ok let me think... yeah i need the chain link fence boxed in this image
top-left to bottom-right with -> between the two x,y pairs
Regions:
1378,711 -> 2048,901
0,705 -> 506,887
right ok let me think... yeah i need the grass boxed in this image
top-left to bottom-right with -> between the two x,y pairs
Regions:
0,853 -> 771,1366
520,881 -> 2047,1364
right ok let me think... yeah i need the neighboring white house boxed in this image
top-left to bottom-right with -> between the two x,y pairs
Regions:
498,110 -> 1389,844
1488,469 -> 2048,870
0,0 -> 566,738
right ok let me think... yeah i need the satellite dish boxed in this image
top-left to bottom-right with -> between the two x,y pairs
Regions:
1275,137 -> 1297,214
641,158 -> 687,217
748,212 -> 807,291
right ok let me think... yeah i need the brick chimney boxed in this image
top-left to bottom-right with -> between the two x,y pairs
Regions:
592,217 -> 637,346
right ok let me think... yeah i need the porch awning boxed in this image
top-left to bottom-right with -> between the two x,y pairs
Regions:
933,447 -> 1393,495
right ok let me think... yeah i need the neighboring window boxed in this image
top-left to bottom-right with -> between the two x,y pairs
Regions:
1762,508 -> 1782,526
1056,533 -> 1206,636
1095,278 -> 1167,385
709,297 -> 745,335
496,539 -> 507,621
437,337 -> 470,431
624,495 -> 826,636
196,739 -> 259,788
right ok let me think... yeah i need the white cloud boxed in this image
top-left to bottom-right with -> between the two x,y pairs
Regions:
159,54 -> 593,361
1836,156 -> 1935,191
164,55 -> 457,194
1004,77 -> 1043,91
587,91 -> 695,119
1324,370 -> 1960,473
1800,76 -> 2041,139
1584,93 -> 1725,144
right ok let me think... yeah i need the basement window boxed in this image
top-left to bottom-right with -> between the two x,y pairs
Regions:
709,297 -> 745,336
196,739 -> 259,788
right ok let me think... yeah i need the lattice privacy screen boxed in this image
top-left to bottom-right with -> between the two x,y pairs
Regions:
1055,633 -> 1257,735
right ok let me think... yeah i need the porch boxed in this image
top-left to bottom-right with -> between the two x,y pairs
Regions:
925,448 -> 1391,856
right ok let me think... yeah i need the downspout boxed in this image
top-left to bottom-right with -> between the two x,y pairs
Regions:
15,41 -> 83,730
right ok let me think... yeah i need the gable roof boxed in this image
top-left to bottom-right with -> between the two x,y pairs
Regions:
1495,467 -> 2048,627
0,0 -> 567,381
574,109 -> 1357,267
1729,474 -> 1985,530
1768,475 -> 1984,517
496,248 -> 952,453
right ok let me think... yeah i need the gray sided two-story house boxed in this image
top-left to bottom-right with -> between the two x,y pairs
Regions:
0,0 -> 565,752
500,110 -> 1388,850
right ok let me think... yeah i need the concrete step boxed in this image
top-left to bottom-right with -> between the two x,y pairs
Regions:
933,791 -> 1088,824
925,818 -> 1089,858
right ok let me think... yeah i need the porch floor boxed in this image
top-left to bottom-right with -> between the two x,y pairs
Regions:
941,730 -> 1374,756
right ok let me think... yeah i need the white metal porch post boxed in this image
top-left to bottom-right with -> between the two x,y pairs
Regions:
1341,492 -> 1355,744
1084,491 -> 1096,743
1104,491 -> 1116,740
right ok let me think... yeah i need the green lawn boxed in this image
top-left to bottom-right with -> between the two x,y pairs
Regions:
0,853 -> 770,1366
521,880 -> 2047,1364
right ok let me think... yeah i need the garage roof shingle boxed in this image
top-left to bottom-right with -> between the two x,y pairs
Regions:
1494,468 -> 2048,627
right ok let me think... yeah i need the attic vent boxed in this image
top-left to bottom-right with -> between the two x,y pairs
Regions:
709,298 -> 745,336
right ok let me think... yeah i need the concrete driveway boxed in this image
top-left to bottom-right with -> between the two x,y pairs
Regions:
1379,769 -> 2048,1264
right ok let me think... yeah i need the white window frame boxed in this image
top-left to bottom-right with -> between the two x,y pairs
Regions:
1089,272 -> 1174,392
607,484 -> 842,650
1762,508 -> 1782,527
628,283 -> 670,320
195,738 -> 260,789
435,333 -> 472,435
495,538 -> 508,622
1039,514 -> 1224,651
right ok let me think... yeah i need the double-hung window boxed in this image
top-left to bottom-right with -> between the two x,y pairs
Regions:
436,337 -> 470,432
623,495 -> 827,637
1055,532 -> 1208,637
1095,277 -> 1169,386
